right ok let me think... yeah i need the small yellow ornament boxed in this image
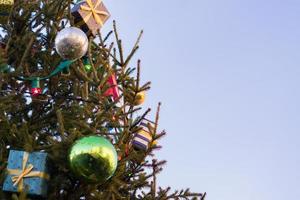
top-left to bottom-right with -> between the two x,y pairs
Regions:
134,91 -> 146,105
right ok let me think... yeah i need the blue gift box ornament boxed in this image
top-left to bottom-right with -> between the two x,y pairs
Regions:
3,150 -> 50,197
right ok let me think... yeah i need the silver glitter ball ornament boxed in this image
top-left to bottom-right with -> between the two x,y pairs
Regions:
55,27 -> 88,61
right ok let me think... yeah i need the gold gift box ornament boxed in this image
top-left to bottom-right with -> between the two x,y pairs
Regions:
72,0 -> 110,36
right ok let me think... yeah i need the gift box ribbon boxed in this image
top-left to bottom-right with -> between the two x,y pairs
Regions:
7,152 -> 50,192
80,0 -> 109,26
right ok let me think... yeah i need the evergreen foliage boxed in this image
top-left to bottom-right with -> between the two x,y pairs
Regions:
0,1 -> 206,199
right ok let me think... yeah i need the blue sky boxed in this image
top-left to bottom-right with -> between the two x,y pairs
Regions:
103,1 -> 300,199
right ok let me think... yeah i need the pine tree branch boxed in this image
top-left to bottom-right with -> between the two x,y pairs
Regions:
113,20 -> 124,65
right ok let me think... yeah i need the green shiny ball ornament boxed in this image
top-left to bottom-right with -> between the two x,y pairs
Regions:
69,136 -> 118,183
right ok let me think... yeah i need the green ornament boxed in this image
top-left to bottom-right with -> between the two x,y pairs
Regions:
69,136 -> 118,183
84,63 -> 92,71
83,57 -> 92,71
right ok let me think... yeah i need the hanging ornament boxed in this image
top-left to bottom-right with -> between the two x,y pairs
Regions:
132,121 -> 153,151
31,78 -> 42,96
102,73 -> 120,101
71,0 -> 110,36
69,136 -> 118,183
55,27 -> 88,61
3,150 -> 50,197
134,91 -> 146,105
83,56 -> 92,71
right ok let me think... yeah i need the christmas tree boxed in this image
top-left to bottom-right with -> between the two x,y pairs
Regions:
0,0 -> 206,199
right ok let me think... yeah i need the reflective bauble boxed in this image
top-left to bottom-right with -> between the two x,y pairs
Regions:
69,136 -> 118,183
55,27 -> 88,60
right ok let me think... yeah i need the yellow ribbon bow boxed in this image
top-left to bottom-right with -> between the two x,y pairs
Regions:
80,0 -> 109,26
7,152 -> 50,192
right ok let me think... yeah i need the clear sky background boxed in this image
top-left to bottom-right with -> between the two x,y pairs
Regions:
103,1 -> 300,199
